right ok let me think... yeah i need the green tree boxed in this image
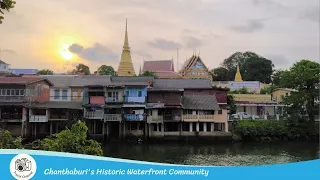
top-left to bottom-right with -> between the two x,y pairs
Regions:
260,85 -> 277,94
227,95 -> 237,115
68,63 -> 90,75
0,0 -> 15,24
0,130 -> 22,149
97,65 -> 116,76
211,67 -> 229,81
37,69 -> 54,75
140,71 -> 157,78
272,69 -> 286,86
221,51 -> 274,83
280,60 -> 320,122
27,121 -> 103,156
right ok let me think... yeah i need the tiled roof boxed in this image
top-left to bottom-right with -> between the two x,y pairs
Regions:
152,79 -> 212,90
40,75 -> 77,88
155,71 -> 183,79
69,75 -> 112,87
182,95 -> 220,110
0,77 -> 53,85
142,60 -> 173,72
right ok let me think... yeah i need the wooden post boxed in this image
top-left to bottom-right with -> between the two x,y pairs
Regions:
102,122 -> 105,140
93,120 -> 96,138
50,121 -> 52,135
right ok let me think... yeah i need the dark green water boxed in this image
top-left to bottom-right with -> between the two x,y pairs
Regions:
103,142 -> 319,166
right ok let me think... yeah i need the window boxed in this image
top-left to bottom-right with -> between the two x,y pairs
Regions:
62,90 -> 68,100
125,91 -> 129,96
108,92 -> 112,97
20,90 -> 24,96
4,65 -> 6,69
218,110 -> 223,114
54,89 -> 60,99
138,91 -> 142,97
1,89 -> 5,95
11,89 -> 14,96
7,89 -> 11,96
15,90 -> 20,96
72,91 -> 78,99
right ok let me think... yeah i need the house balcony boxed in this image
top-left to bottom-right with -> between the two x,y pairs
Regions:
105,97 -> 123,103
104,114 -> 122,122
182,114 -> 215,122
125,97 -> 146,103
124,114 -> 146,121
84,111 -> 104,119
147,116 -> 163,123
49,114 -> 68,121
0,113 -> 22,122
29,115 -> 48,122
163,115 -> 182,122
0,96 -> 26,102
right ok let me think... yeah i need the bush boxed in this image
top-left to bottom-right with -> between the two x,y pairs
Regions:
234,120 -> 319,141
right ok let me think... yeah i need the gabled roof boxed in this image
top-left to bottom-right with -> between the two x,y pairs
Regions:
69,75 -> 112,87
10,69 -> 39,75
154,71 -> 183,79
151,79 -> 212,90
110,76 -> 154,86
142,60 -> 174,72
0,77 -> 53,86
0,60 -> 9,65
179,55 -> 210,74
40,75 -> 78,88
182,95 -> 220,110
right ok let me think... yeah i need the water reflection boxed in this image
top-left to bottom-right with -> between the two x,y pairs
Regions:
103,142 -> 319,166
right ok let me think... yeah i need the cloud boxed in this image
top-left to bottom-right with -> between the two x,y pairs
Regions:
1,49 -> 16,54
135,50 -> 153,59
183,36 -> 203,48
231,19 -> 265,33
148,39 -> 182,50
69,43 -> 118,62
299,7 -> 320,23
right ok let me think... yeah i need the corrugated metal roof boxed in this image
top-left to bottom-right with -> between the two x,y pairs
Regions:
40,75 -> 77,88
182,95 -> 220,110
28,101 -> 83,109
111,76 -> 154,82
69,75 -> 112,87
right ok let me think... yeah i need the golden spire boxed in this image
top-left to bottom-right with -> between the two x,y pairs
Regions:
139,64 -> 142,75
117,19 -> 136,76
234,64 -> 243,82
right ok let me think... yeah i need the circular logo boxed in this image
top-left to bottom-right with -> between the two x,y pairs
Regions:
10,154 -> 37,180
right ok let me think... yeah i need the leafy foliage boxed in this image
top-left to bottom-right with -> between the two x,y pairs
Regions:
68,63 -> 90,75
96,65 -> 116,76
212,51 -> 274,83
0,130 -> 22,149
0,0 -> 15,24
227,95 -> 237,115
229,87 -> 254,94
25,121 -> 103,156
260,85 -> 277,94
140,71 -> 157,78
37,69 -> 54,75
280,60 -> 320,122
234,120 -> 319,141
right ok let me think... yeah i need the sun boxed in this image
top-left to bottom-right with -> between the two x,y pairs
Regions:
59,44 -> 73,60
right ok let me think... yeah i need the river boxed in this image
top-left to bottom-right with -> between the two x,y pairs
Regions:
103,141 -> 319,166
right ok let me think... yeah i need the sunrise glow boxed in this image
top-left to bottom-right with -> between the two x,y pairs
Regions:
59,44 -> 73,60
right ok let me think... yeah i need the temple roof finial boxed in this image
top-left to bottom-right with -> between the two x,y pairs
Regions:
234,64 -> 243,82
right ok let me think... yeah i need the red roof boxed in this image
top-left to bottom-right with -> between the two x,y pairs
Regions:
155,71 -> 183,79
0,77 -> 52,85
142,60 -> 173,72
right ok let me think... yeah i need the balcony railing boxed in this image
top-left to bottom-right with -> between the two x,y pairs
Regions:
49,114 -> 68,120
182,114 -> 215,121
84,111 -> 104,119
0,96 -> 26,102
1,113 -> 22,120
125,97 -> 146,103
163,115 -> 182,121
29,115 -> 48,122
105,97 -> 123,103
104,114 -> 122,121
124,114 -> 146,121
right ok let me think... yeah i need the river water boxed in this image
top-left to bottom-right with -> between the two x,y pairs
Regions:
103,141 -> 319,166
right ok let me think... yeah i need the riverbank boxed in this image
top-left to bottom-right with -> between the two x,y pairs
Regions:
233,120 -> 319,142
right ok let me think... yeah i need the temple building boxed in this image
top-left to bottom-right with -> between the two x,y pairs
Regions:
117,19 -> 136,76
141,59 -> 182,79
179,54 -> 213,80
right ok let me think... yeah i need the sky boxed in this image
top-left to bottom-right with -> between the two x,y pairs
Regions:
0,0 -> 319,74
